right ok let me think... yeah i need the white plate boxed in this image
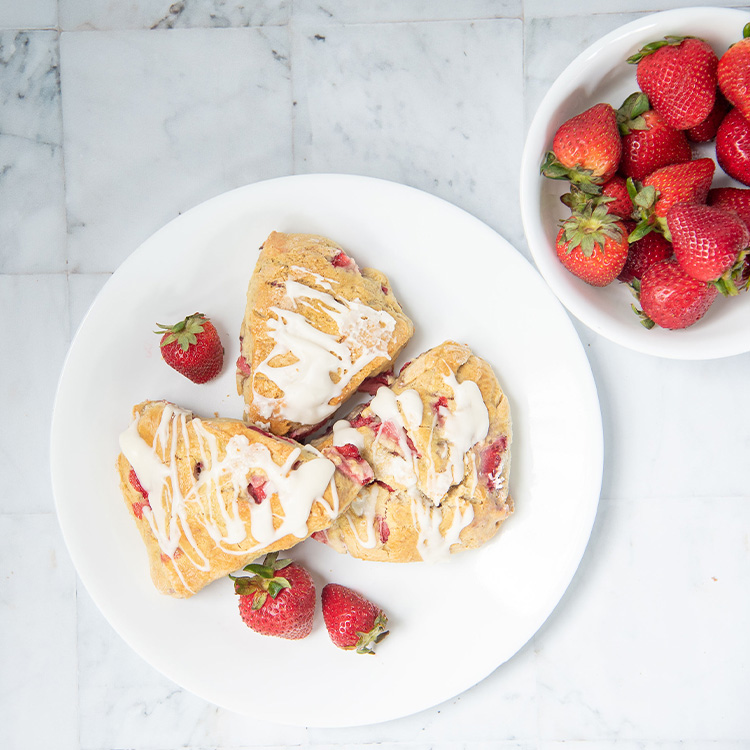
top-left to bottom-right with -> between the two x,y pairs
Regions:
520,7 -> 750,360
51,174 -> 602,727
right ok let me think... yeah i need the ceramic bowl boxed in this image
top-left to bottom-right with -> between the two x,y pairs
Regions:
520,7 -> 750,360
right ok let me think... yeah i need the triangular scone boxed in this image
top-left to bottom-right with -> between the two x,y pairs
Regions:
312,341 -> 513,562
236,232 -> 414,438
116,400 -> 362,598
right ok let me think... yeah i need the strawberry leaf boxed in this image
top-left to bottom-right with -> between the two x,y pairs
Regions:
625,177 -> 640,203
617,91 -> 651,134
267,578 -> 293,598
251,591 -> 268,610
633,185 -> 657,210
540,151 -> 604,192
631,302 -> 656,329
155,313 -> 208,351
627,221 -> 654,243
626,35 -> 694,64
540,151 -> 570,180
354,612 -> 389,655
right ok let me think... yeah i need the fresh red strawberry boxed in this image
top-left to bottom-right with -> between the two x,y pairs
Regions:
642,158 -> 715,217
561,176 -> 632,219
321,583 -> 389,654
629,157 -> 715,239
541,103 -> 622,189
231,553 -> 315,640
600,176 -> 634,218
717,22 -> 750,122
686,92 -> 730,142
707,187 -> 750,229
637,258 -> 718,329
155,313 -> 224,384
555,205 -> 628,286
617,92 -> 692,180
618,231 -> 673,283
716,107 -> 750,187
628,36 -> 718,130
667,203 -> 750,294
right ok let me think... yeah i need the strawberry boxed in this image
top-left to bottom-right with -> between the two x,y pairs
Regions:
707,187 -> 750,230
716,107 -> 750,187
642,157 -> 715,217
617,92 -> 692,180
540,103 -> 622,189
561,176 -> 632,219
555,204 -> 628,286
231,553 -> 315,640
618,231 -> 673,283
717,22 -> 750,122
321,583 -> 389,654
155,313 -> 224,384
636,258 -> 718,329
600,176 -> 633,218
629,157 -> 715,239
686,92 -> 730,142
667,203 -> 750,294
628,36 -> 718,130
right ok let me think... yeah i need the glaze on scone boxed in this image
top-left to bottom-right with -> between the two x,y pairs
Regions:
236,232 -> 414,438
312,341 -> 513,562
116,400 -> 363,597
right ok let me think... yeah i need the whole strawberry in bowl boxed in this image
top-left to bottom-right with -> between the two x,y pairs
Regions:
555,204 -> 629,287
666,203 -> 750,294
540,103 -> 622,190
521,6 -> 750,359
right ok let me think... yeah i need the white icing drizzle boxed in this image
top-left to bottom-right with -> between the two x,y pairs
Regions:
251,280 -> 397,424
410,496 -> 475,563
288,265 -> 335,291
345,485 -> 380,549
332,419 -> 365,450
354,363 -> 489,561
424,370 -> 489,503
119,405 -> 336,592
369,386 -> 422,495
367,368 -> 489,506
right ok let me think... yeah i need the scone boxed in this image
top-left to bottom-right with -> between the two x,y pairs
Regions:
312,341 -> 513,562
236,231 -> 414,438
116,400 -> 364,597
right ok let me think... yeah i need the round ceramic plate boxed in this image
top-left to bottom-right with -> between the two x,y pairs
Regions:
51,174 -> 602,727
520,7 -> 750,360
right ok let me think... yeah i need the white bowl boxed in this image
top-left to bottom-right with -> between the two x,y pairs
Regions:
520,7 -> 750,360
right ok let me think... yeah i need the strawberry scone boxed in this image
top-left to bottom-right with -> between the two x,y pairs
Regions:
312,341 -> 513,562
116,400 -> 363,597
236,231 -> 414,438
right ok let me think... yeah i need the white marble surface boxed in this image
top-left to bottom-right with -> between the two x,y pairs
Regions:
2,1 -> 749,748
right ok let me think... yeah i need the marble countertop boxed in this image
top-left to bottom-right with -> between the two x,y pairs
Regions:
2,1 -> 749,748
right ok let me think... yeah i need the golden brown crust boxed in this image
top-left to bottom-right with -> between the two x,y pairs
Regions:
236,231 -> 414,437
312,342 -> 513,562
117,400 -> 361,597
